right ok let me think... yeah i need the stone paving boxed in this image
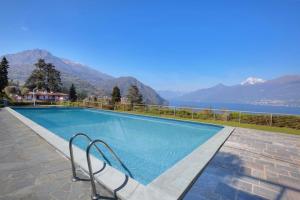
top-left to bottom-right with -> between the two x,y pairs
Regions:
184,128 -> 300,200
1,108 -> 300,200
0,109 -> 113,200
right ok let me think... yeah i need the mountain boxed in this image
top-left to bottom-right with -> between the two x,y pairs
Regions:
241,77 -> 266,85
176,75 -> 300,107
157,90 -> 187,100
1,49 -> 167,105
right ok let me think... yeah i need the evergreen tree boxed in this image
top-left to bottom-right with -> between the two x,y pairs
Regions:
46,63 -> 62,92
127,85 -> 143,106
69,84 -> 77,102
26,59 -> 47,90
25,59 -> 62,92
111,86 -> 121,105
0,57 -> 9,92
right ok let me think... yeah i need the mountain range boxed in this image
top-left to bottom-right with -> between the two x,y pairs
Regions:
1,49 -> 167,105
2,49 -> 299,107
160,75 -> 300,107
157,90 -> 187,100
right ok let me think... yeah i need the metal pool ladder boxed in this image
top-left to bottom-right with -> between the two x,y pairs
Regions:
69,133 -> 133,200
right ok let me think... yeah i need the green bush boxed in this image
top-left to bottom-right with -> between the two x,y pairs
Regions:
228,112 -> 240,122
240,113 -> 271,126
145,106 -> 160,115
10,101 -> 55,106
176,109 -> 192,118
160,107 -> 175,116
9,102 -> 33,106
272,115 -> 300,129
102,104 -> 114,110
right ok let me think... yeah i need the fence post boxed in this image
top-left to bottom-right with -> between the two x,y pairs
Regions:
239,112 -> 241,124
270,114 -> 273,126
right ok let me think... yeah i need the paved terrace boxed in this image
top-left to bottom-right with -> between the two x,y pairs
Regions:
0,108 -> 300,200
185,128 -> 300,200
0,109 -> 113,200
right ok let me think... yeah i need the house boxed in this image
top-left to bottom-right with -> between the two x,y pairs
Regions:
24,91 -> 68,102
121,97 -> 129,104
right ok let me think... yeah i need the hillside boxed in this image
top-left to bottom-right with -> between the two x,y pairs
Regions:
175,75 -> 300,107
1,49 -> 167,105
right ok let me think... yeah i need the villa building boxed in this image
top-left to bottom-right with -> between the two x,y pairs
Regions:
121,97 -> 129,104
24,91 -> 68,102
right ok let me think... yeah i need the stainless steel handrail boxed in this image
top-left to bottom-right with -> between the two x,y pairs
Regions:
69,133 -> 111,181
86,139 -> 133,200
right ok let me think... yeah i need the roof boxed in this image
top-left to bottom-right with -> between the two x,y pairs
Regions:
27,92 -> 68,96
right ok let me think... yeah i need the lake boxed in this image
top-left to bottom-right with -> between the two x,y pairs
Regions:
169,100 -> 300,115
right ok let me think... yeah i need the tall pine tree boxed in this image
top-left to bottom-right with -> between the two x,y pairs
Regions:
46,63 -> 62,92
127,85 -> 143,106
25,59 -> 62,92
69,84 -> 77,102
0,57 -> 9,92
111,86 -> 121,105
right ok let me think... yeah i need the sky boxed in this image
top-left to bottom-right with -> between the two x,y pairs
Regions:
0,0 -> 300,92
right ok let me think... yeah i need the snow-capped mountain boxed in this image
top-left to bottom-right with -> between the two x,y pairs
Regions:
175,75 -> 300,106
241,77 -> 266,85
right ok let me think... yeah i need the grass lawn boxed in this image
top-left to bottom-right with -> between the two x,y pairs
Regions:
56,102 -> 300,135
116,110 -> 300,135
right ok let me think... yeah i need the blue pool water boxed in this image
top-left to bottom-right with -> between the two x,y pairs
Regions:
14,107 -> 223,185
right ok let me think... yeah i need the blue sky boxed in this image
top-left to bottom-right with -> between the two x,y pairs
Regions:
0,0 -> 300,91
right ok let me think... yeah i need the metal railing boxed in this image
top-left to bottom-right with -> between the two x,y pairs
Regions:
128,104 -> 300,129
86,139 -> 133,200
59,101 -> 300,130
69,133 -> 111,182
69,134 -> 133,199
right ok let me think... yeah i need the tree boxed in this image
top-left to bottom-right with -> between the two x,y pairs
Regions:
25,59 -> 47,90
25,59 -> 62,92
4,86 -> 20,96
21,87 -> 30,96
0,57 -> 9,92
69,84 -> 77,102
111,86 -> 121,105
45,63 -> 62,92
127,85 -> 143,106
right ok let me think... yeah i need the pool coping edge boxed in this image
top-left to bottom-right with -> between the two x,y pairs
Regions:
6,107 -> 234,200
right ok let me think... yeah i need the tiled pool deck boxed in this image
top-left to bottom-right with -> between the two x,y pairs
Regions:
0,109 -> 113,200
1,108 -> 300,200
184,128 -> 300,200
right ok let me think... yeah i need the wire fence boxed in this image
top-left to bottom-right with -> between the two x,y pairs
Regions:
55,101 -> 300,130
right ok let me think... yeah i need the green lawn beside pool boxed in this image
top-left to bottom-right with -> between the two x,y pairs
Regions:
48,101 -> 300,135
118,110 -> 300,135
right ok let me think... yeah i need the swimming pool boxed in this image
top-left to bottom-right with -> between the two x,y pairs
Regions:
13,107 -> 223,185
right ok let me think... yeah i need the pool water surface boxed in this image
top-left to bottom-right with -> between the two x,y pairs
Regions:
14,107 -> 223,185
